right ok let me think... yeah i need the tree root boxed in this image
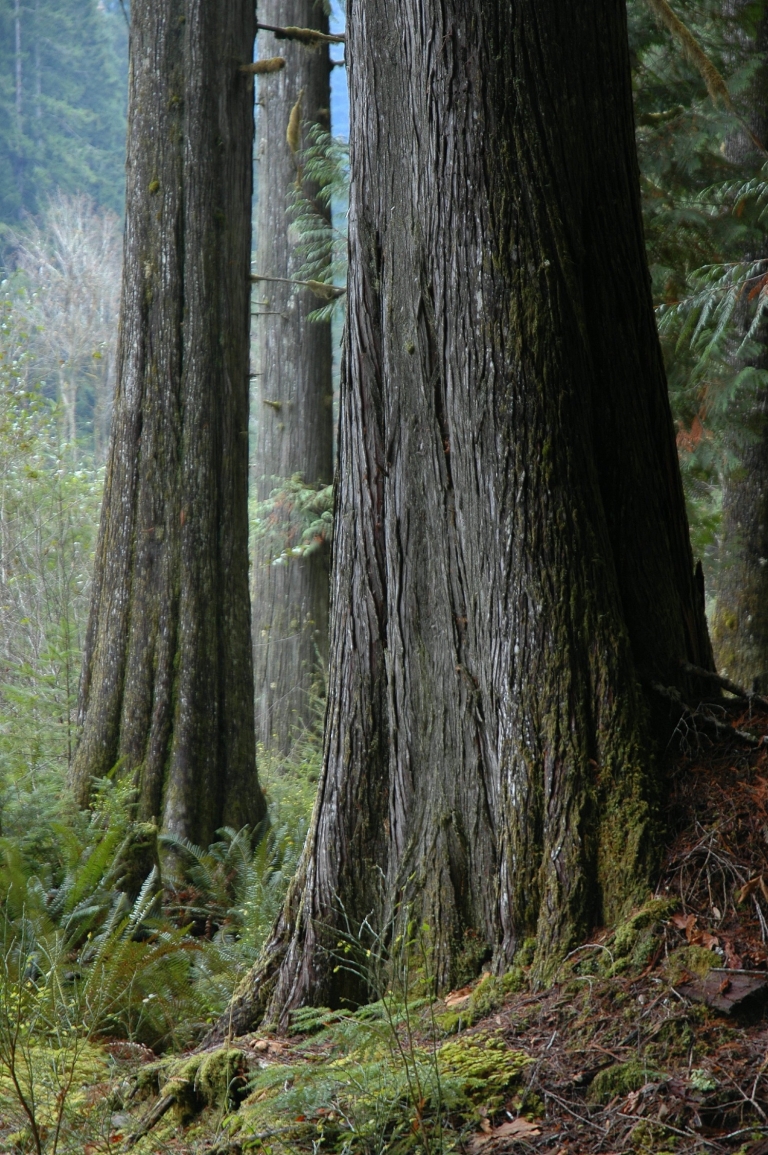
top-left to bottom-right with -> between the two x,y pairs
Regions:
122,1047 -> 250,1148
123,1094 -> 175,1149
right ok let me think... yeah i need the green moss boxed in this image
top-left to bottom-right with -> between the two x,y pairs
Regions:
597,781 -> 659,934
515,938 -> 536,967
587,1059 -> 658,1105
0,1042 -> 111,1134
147,1047 -> 249,1122
664,946 -> 720,984
134,1059 -> 165,1097
438,1032 -> 533,1115
649,1014 -> 696,1061
164,1057 -> 203,1123
435,1007 -> 467,1035
613,898 -> 679,955
468,968 -> 527,1018
452,928 -> 491,988
437,967 -> 528,1034
607,896 -> 679,975
197,1049 -> 247,1108
629,1119 -> 680,1154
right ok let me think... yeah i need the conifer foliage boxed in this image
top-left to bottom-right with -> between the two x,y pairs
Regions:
0,0 -> 126,225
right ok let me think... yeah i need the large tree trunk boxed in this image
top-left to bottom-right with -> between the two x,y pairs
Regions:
70,0 -> 266,848
251,3 -> 334,754
711,10 -> 768,692
225,0 -> 712,1033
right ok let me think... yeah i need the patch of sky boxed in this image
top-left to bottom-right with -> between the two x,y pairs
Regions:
329,1 -> 348,139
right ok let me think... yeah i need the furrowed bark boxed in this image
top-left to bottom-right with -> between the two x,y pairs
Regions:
225,0 -> 712,1035
70,0 -> 266,848
251,0 -> 334,754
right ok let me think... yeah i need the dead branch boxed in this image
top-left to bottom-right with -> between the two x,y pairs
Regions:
679,660 -> 768,712
257,22 -> 345,46
650,681 -> 760,747
249,273 -> 346,301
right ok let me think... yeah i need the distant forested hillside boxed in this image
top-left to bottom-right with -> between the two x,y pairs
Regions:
0,0 -> 127,226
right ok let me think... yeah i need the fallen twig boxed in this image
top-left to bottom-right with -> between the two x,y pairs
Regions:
617,1112 -> 723,1149
543,1090 -> 607,1134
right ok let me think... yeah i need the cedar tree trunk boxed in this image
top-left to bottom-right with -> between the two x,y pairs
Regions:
226,0 -> 712,1032
252,3 -> 334,753
712,10 -> 768,692
70,0 -> 266,848
713,397 -> 768,691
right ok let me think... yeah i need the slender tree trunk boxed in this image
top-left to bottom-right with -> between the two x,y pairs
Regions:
70,0 -> 266,849
251,2 -> 334,753
711,10 -> 768,692
14,0 -> 22,127
59,370 -> 76,448
224,0 -> 712,1033
34,1 -> 41,129
14,0 -> 24,215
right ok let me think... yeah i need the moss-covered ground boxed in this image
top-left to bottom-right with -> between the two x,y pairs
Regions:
2,709 -> 768,1154
8,895 -> 761,1155
25,928 -> 762,1155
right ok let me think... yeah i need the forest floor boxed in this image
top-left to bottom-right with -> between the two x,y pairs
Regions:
3,702 -> 768,1155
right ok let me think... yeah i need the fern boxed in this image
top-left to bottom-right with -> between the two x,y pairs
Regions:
287,124 -> 349,322
626,0 -> 768,576
252,472 -> 334,565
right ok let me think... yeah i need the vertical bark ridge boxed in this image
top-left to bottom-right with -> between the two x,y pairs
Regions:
224,0 -> 711,1035
71,0 -> 265,849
